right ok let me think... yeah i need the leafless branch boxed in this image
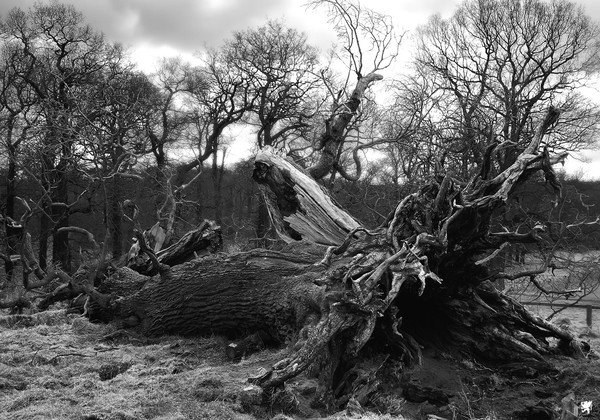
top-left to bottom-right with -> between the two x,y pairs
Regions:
134,230 -> 169,275
56,227 -> 99,250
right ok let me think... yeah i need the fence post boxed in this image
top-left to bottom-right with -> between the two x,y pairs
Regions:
586,305 -> 593,327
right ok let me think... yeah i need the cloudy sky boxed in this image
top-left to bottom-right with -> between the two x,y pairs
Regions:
1,0 -> 599,178
0,0 -> 467,69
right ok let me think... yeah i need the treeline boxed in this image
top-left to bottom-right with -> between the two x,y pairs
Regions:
1,0 -> 600,273
3,157 -> 599,272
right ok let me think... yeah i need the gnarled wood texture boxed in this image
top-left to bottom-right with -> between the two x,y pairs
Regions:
253,150 -> 360,245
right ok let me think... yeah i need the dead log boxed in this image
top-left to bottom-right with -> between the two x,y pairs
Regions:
67,107 -> 589,411
126,220 -> 222,275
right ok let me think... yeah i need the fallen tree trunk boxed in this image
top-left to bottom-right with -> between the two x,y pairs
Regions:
108,248 -> 327,337
65,107 -> 589,411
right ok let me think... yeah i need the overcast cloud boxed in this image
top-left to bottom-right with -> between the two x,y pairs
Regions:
1,0 -> 598,64
3,0 -> 597,64
0,0 -> 295,50
0,0 -> 462,62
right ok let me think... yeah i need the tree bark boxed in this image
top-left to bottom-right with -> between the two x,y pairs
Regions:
211,150 -> 225,225
112,249 -> 326,337
38,202 -> 50,272
1,218 -> 26,309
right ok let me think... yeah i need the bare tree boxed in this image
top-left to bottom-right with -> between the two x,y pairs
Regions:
407,0 -> 600,313
0,43 -> 37,220
2,3 -> 123,270
80,69 -> 158,257
0,41 -> 39,284
415,0 -> 600,177
374,71 -> 442,194
174,47 -> 256,225
139,58 -> 206,246
307,0 -> 401,78
225,20 -> 323,149
137,51 -> 254,248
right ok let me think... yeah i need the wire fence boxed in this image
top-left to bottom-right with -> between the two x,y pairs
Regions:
525,301 -> 600,327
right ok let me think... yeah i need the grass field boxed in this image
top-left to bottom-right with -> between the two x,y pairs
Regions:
2,305 -> 600,420
0,311 -> 278,420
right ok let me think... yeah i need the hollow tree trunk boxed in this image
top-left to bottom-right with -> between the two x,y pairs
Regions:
253,149 -> 361,245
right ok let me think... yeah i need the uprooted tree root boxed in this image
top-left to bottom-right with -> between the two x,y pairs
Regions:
242,107 -> 591,406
